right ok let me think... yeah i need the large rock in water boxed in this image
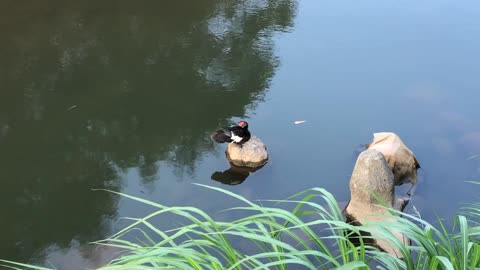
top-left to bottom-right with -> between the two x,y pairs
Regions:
226,136 -> 268,168
366,132 -> 420,196
344,149 -> 410,258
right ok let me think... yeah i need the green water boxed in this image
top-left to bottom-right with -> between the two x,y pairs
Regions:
2,0 -> 480,268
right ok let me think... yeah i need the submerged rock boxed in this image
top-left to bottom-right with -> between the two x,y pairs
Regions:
226,136 -> 268,168
344,149 -> 410,258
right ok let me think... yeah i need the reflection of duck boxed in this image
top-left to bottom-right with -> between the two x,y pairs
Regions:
211,121 -> 251,145
211,163 -> 264,185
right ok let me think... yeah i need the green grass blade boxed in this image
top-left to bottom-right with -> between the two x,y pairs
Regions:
0,260 -> 53,270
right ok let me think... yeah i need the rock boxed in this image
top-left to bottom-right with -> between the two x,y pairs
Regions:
366,132 -> 420,196
344,149 -> 410,258
226,136 -> 268,168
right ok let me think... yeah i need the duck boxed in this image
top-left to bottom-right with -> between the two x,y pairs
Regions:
211,121 -> 251,145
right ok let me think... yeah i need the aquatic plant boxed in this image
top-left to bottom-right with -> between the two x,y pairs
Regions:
2,184 -> 480,269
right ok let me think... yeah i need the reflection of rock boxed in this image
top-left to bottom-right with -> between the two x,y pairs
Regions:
226,136 -> 268,168
211,163 -> 264,185
344,149 -> 410,258
366,132 -> 420,196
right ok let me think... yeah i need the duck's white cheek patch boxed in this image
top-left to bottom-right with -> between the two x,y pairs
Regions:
231,134 -> 242,143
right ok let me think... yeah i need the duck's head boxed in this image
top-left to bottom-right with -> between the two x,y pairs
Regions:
237,121 -> 249,129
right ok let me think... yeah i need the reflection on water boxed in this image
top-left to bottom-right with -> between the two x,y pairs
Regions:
211,163 -> 265,185
2,0 -> 480,268
0,0 -> 297,266
31,241 -> 122,270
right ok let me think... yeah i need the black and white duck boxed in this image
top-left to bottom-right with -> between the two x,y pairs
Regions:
211,121 -> 251,145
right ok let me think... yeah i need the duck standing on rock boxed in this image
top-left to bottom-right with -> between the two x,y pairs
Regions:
211,121 -> 251,145
211,120 -> 268,168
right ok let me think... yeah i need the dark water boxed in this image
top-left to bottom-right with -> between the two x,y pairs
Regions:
1,0 -> 480,268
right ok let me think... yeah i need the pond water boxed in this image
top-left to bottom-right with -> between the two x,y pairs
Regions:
2,0 -> 480,268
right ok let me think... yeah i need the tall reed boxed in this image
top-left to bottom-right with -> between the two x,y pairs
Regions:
2,184 -> 480,269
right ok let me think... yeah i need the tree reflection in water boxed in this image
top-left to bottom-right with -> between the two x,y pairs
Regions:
0,0 -> 297,266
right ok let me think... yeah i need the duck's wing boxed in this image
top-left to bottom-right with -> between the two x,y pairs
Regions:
230,126 -> 249,136
210,129 -> 232,143
228,125 -> 241,132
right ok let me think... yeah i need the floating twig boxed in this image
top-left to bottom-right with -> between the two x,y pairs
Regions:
66,105 -> 77,111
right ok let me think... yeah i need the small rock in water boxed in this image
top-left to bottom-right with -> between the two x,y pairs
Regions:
226,136 -> 268,168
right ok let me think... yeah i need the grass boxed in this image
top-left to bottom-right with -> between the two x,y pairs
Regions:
2,184 -> 480,269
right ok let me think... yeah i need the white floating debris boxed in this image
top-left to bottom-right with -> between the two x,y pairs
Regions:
66,105 -> 77,111
294,120 -> 306,125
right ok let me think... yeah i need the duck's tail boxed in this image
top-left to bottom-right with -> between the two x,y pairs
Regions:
210,130 -> 232,143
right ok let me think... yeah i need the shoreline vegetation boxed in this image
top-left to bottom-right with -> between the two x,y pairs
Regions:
2,183 -> 480,269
